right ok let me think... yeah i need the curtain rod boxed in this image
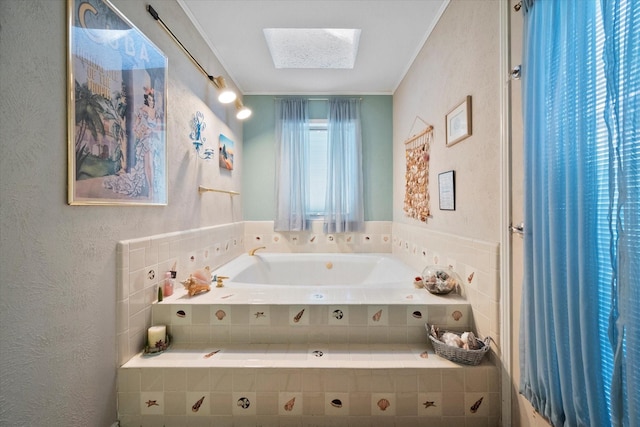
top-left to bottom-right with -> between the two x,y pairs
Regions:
273,97 -> 363,101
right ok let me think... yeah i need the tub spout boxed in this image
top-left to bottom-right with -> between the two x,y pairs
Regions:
248,246 -> 266,256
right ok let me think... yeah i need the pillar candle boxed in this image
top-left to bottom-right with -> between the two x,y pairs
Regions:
148,325 -> 166,348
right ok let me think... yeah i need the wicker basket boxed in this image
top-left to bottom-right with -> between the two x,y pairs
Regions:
425,323 -> 491,366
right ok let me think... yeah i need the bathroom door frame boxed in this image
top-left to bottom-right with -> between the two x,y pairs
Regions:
499,1 -> 514,425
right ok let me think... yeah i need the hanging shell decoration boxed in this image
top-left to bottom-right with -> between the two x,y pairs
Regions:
372,309 -> 383,322
181,266 -> 212,296
451,310 -> 463,321
215,309 -> 226,321
403,127 -> 433,222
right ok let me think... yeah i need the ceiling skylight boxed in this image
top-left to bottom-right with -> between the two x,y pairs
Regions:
263,28 -> 361,69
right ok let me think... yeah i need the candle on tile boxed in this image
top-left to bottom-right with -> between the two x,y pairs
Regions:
147,325 -> 166,348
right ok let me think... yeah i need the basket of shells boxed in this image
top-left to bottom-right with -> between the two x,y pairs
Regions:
425,323 -> 491,366
421,265 -> 461,295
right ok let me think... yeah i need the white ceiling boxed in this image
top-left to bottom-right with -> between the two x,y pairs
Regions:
178,0 -> 449,95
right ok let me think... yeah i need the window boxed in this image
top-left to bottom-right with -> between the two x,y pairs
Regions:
307,119 -> 328,216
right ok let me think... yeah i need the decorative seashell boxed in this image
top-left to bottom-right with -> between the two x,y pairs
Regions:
284,397 -> 296,411
372,309 -> 383,322
203,350 -> 220,358
412,311 -> 422,319
293,309 -> 305,323
420,351 -> 429,359
326,262 -> 333,269
237,397 -> 250,409
176,310 -> 186,318
332,309 -> 344,319
470,397 -> 483,413
467,272 -> 475,283
312,350 -> 324,357
423,400 -> 436,409
442,332 -> 464,348
191,396 -> 205,412
181,275 -> 211,296
215,309 -> 226,320
452,310 -> 463,321
331,399 -> 342,408
377,398 -> 391,411
191,266 -> 211,283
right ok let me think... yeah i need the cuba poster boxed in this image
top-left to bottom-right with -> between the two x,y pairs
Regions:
68,0 -> 168,205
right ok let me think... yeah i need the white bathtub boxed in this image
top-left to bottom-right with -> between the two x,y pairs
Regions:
221,253 -> 417,287
165,253 -> 466,305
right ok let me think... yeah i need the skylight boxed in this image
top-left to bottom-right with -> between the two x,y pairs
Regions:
263,28 -> 361,69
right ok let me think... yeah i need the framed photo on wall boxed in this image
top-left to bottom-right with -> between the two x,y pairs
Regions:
438,170 -> 455,210
67,0 -> 168,205
445,95 -> 472,147
219,134 -> 234,170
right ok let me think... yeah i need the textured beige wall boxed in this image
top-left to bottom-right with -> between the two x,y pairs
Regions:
393,0 -> 501,243
0,1 -> 243,425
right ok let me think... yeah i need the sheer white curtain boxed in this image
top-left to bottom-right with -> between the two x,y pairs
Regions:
323,98 -> 364,233
274,98 -> 310,231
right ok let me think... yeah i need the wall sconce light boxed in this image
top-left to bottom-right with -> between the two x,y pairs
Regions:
235,99 -> 252,120
189,111 -> 214,159
148,5 -> 251,119
211,76 -> 236,104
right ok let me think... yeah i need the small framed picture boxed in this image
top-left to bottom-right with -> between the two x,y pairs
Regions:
438,170 -> 455,210
445,96 -> 472,147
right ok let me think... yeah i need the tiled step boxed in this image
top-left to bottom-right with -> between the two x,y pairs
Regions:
118,344 -> 498,425
149,296 -> 473,348
122,343 -> 492,369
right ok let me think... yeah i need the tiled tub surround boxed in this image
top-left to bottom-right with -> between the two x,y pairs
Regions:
117,221 -> 501,425
391,222 -> 501,357
117,223 -> 245,366
117,222 -> 395,366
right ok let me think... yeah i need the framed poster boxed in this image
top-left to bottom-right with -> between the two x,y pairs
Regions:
438,170 -> 455,210
445,96 -> 472,147
67,0 -> 168,205
219,134 -> 234,170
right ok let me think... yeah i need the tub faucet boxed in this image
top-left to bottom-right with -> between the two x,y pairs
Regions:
248,246 -> 266,256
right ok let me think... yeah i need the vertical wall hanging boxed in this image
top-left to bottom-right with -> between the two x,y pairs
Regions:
403,125 -> 433,222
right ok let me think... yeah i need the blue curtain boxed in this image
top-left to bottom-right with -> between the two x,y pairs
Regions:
323,98 -> 364,233
520,0 -> 639,426
274,98 -> 310,231
602,0 -> 640,424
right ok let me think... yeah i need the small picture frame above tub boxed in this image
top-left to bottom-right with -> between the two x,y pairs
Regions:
219,134 -> 234,170
445,96 -> 472,147
438,170 -> 455,211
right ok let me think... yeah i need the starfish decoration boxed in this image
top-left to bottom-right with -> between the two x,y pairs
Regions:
145,400 -> 159,407
423,400 -> 436,409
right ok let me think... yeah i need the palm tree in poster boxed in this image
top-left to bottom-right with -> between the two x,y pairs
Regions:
74,81 -> 105,178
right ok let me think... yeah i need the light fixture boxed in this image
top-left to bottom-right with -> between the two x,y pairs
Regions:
211,76 -> 236,104
189,111 -> 214,159
148,5 -> 248,118
235,99 -> 252,120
